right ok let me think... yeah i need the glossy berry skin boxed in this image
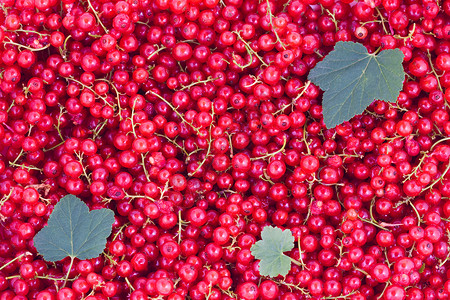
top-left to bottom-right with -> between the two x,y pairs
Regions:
238,282 -> 259,300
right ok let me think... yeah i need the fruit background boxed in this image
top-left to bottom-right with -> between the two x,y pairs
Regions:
0,0 -> 450,299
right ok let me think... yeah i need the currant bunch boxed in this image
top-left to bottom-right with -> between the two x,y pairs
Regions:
0,0 -> 449,299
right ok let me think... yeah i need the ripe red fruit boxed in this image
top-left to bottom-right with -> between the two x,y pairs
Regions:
409,57 -> 430,77
384,285 -> 406,300
1,1 -> 450,299
300,155 -> 320,173
238,282 -> 259,300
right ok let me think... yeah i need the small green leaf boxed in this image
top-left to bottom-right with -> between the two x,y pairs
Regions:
308,41 -> 405,128
33,194 -> 115,262
250,226 -> 294,277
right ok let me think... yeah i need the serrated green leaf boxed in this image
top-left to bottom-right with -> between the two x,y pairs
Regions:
308,41 -> 405,128
250,226 -> 294,277
33,194 -> 115,262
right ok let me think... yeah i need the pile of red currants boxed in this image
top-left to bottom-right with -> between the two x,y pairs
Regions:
0,0 -> 450,299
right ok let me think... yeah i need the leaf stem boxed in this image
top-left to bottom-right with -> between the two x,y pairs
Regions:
289,257 -> 302,267
62,256 -> 75,288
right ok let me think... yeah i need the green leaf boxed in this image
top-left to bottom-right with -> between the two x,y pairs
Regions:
33,194 -> 115,262
250,226 -> 294,277
308,41 -> 405,128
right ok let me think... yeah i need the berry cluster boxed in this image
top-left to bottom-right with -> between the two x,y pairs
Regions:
0,0 -> 450,299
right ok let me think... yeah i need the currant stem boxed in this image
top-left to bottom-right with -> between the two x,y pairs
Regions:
274,81 -> 311,115
265,0 -> 286,50
366,198 -> 391,231
112,223 -> 129,241
438,230 -> 450,267
178,76 -> 217,91
125,277 -> 135,291
352,265 -> 370,277
359,215 -> 390,231
4,37 -> 51,51
124,192 -> 155,202
430,136 -> 450,151
275,279 -> 309,295
250,137 -> 287,161
0,252 -> 31,272
140,153 -> 150,182
323,8 -> 338,32
154,133 -> 188,156
378,281 -> 391,299
393,23 -> 416,40
259,170 -> 275,184
426,50 -> 444,94
423,158 -> 450,192
74,151 -> 92,185
43,141 -> 65,152
129,107 -> 138,139
402,151 -> 429,183
233,30 -> 268,68
67,77 -> 109,104
303,124 -> 311,155
0,189 -> 14,210
11,149 -> 25,165
9,162 -> 43,172
324,290 -> 358,300
8,28 -> 51,37
147,45 -> 167,61
405,200 -> 421,226
55,105 -> 67,142
92,120 -> 108,140
188,126 -> 213,177
375,7 -> 391,35
147,90 -> 200,134
85,0 -> 109,33
177,210 -> 183,245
